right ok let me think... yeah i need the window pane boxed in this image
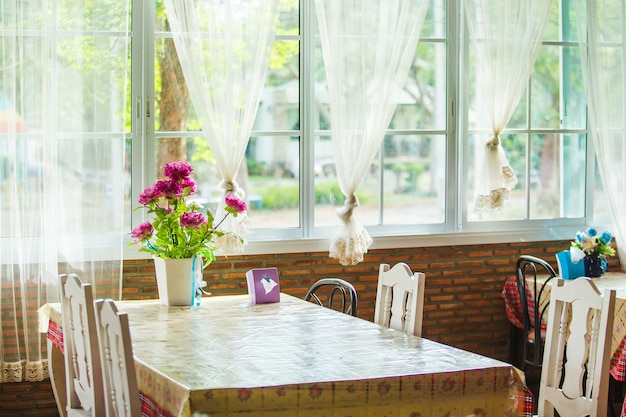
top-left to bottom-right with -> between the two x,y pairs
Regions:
57,35 -> 130,133
0,1 -> 130,239
247,135 -> 300,229
467,132 -> 527,221
531,46 -> 561,129
152,135 -> 298,228
467,48 -> 528,130
506,90 -> 528,130
560,133 -> 586,218
58,1 -> 129,31
154,18 -> 194,134
314,136 -> 382,228
394,42 -> 447,130
593,160 -> 611,222
314,135 -> 352,227
278,0 -> 299,34
466,2 -> 587,225
544,0 -> 564,42
528,133 -> 585,219
420,0 -> 447,39
382,134 -> 446,225
254,39 -> 300,132
529,133 -> 561,218
561,46 -> 585,129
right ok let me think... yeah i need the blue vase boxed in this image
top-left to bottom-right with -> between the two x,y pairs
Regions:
583,256 -> 606,278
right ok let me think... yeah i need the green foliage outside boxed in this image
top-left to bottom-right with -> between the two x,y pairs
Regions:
314,181 -> 346,205
253,179 -> 371,210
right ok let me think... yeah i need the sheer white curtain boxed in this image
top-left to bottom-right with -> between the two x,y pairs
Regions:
0,1 -> 128,382
463,0 -> 552,213
315,0 -> 428,266
163,0 -> 280,254
575,0 -> 626,266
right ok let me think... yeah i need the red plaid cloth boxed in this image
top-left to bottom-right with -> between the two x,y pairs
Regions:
611,337 -> 626,381
139,392 -> 176,417
47,318 -> 64,353
501,275 -> 525,329
501,275 -> 546,330
519,385 -> 535,417
47,319 -> 174,417
610,338 -> 626,417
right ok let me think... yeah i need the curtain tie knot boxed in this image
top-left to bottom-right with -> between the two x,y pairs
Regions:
220,180 -> 239,194
336,194 -> 360,222
486,134 -> 500,150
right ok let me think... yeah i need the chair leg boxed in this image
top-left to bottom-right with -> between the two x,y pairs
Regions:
510,325 -> 522,367
609,376 -> 624,417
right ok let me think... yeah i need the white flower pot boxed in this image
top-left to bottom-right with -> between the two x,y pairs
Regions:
153,256 -> 202,306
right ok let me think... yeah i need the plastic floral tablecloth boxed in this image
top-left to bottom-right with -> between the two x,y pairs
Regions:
41,293 -> 532,417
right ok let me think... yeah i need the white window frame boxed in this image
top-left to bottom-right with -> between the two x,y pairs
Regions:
123,0 -> 604,261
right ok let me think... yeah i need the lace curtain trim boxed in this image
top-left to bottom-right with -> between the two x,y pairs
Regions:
474,166 -> 516,212
329,229 -> 374,266
1,360 -> 48,383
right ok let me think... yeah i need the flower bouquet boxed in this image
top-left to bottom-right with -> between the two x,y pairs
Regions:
130,161 -> 247,305
130,161 -> 246,264
570,227 -> 615,277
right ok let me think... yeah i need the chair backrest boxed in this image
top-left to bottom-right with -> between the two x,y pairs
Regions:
59,273 -> 105,417
515,255 -> 557,370
538,278 -> 616,417
94,299 -> 141,417
304,278 -> 358,316
374,263 -> 425,337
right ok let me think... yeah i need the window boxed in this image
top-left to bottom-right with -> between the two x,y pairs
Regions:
129,0 -> 604,250
0,0 -> 130,241
2,0 -> 604,253
465,0 -> 587,226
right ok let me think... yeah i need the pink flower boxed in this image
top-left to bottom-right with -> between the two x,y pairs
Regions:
131,222 -> 154,242
181,177 -> 197,195
225,194 -> 247,213
138,185 -> 159,205
153,180 -> 183,199
180,211 -> 207,228
131,161 -> 245,259
164,161 -> 193,182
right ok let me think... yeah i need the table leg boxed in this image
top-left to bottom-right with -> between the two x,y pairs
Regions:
47,338 -> 67,417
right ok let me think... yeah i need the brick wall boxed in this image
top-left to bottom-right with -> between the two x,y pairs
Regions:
2,239 -> 620,416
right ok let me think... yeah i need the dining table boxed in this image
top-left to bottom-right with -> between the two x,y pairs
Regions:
501,271 -> 626,414
41,293 -> 533,417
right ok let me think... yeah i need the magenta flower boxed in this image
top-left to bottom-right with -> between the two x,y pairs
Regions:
130,161 -> 246,260
225,194 -> 247,213
181,177 -> 197,195
180,211 -> 207,229
138,185 -> 159,206
131,222 -> 154,242
153,180 -> 183,199
164,161 -> 193,182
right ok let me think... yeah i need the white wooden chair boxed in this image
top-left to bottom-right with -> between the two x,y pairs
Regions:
374,263 -> 425,337
94,299 -> 141,417
59,273 -> 105,417
537,277 -> 616,417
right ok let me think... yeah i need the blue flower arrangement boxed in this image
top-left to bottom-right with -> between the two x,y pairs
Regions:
570,227 -> 615,259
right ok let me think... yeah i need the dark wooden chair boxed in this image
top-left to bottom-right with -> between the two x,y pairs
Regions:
305,278 -> 358,316
514,255 -> 557,372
